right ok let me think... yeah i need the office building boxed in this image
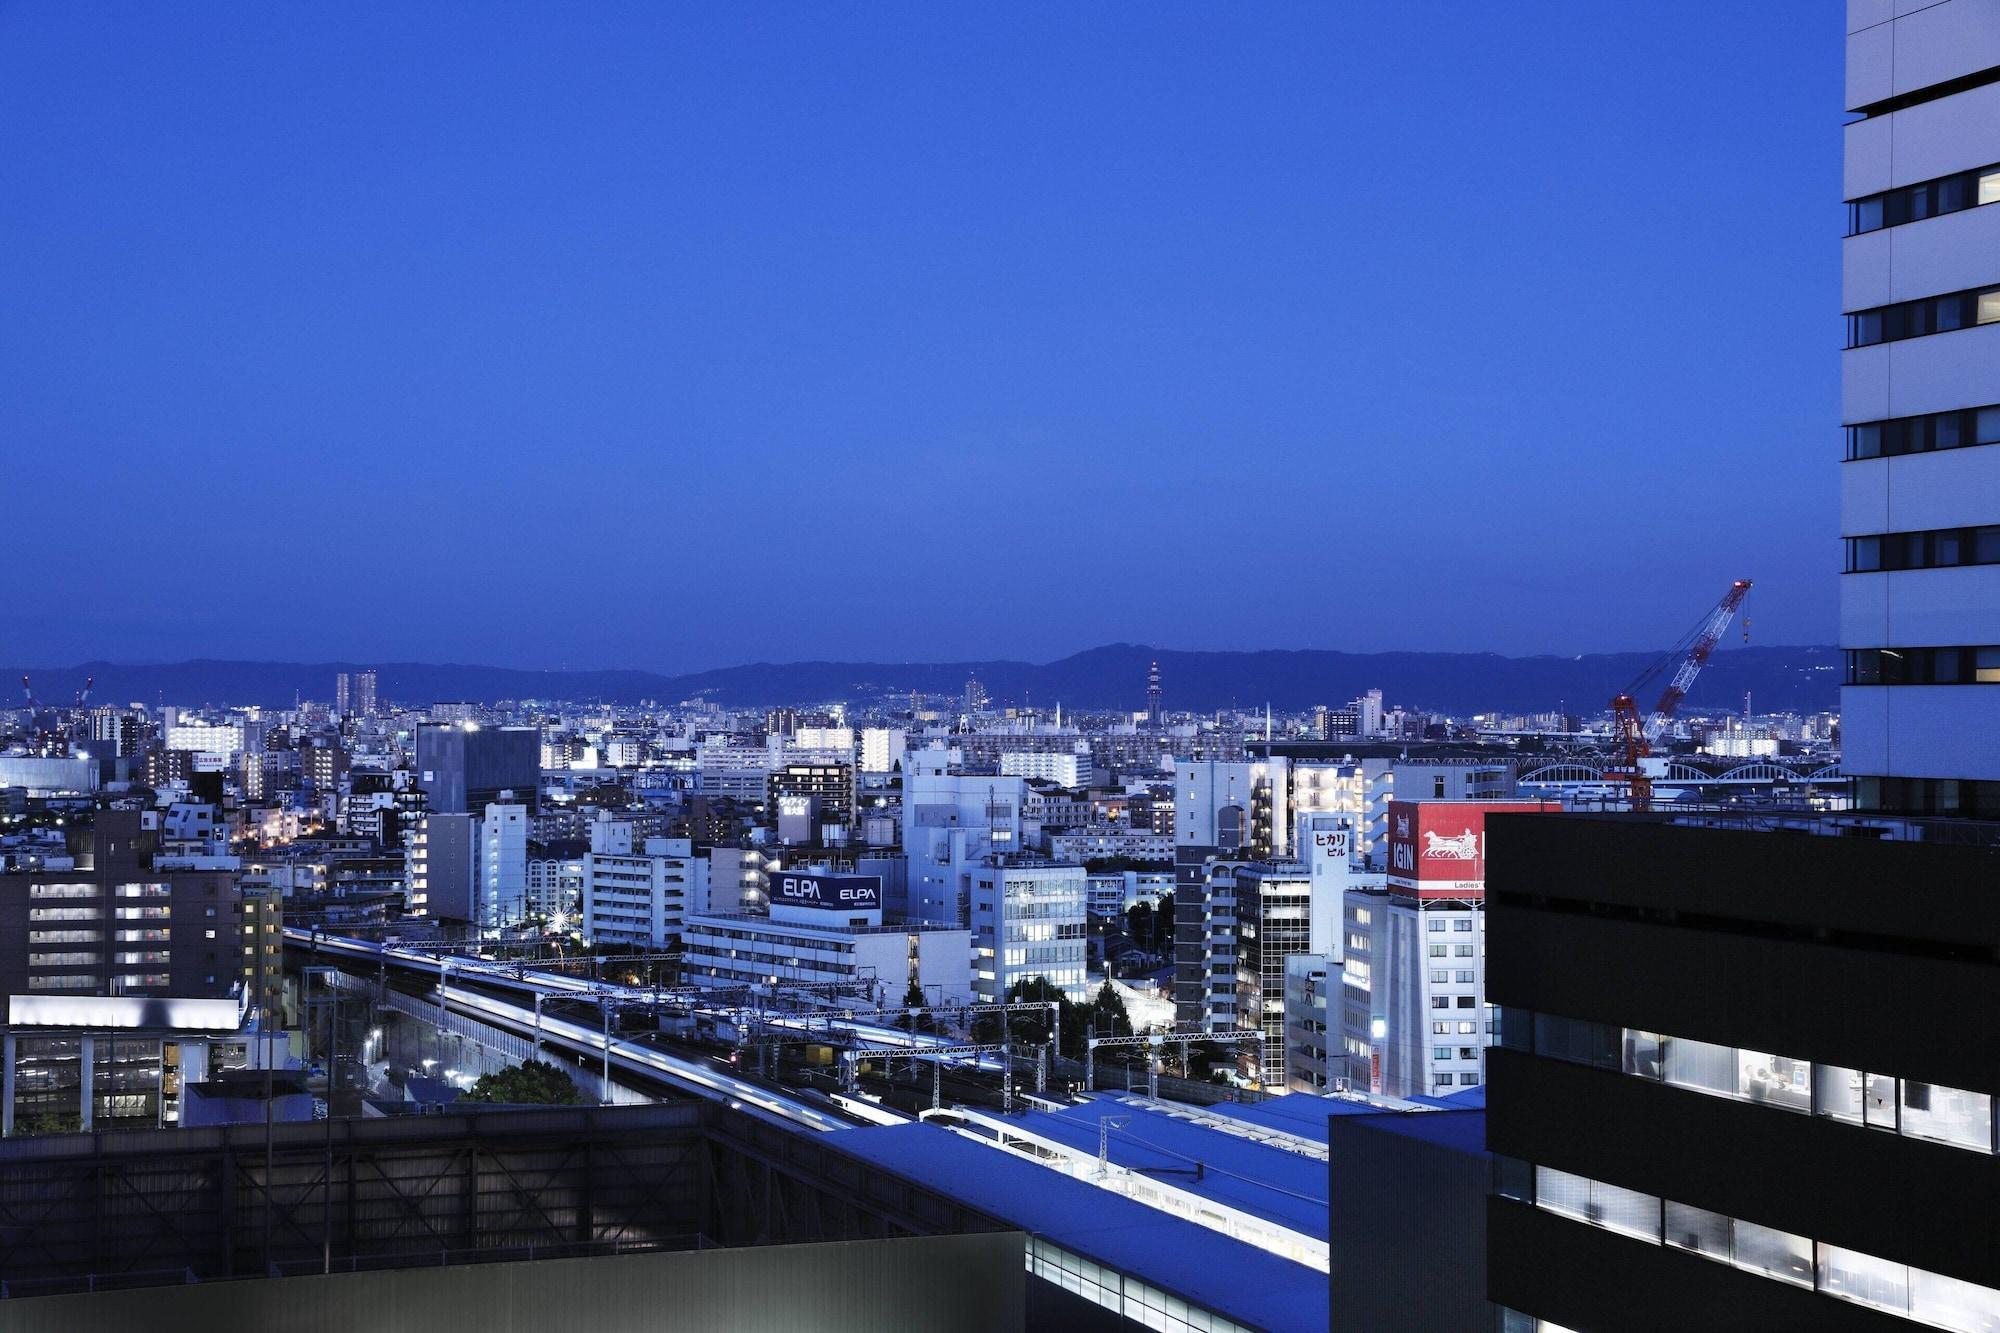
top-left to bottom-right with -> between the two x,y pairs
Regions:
415,722 -> 540,815
768,762 -> 856,839
1486,811 -> 2000,1331
353,669 -> 377,717
1171,757 -> 1289,1030
0,810 -> 241,1001
902,751 -> 1025,925
683,869 -> 972,1003
1843,0 -> 2000,816
333,672 -> 350,717
1340,800 -> 1553,1099
968,857 -> 1087,1002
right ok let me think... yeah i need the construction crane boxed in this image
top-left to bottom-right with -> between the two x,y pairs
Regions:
1609,579 -> 1752,810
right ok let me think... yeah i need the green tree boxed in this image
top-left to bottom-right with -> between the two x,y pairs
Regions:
1088,981 -> 1131,1038
897,981 -> 939,1035
460,1058 -> 584,1106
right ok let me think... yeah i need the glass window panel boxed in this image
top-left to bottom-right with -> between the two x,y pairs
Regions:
1664,1036 -> 1735,1096
1535,1166 -> 1592,1223
1622,1029 -> 1663,1079
1663,1201 -> 1730,1259
1976,407 -> 2000,445
1976,648 -> 2000,684
1494,1155 -> 1533,1202
1850,423 -> 1882,459
1900,1081 -> 1993,1151
1854,196 -> 1885,232
1821,1245 -> 1912,1316
1911,1265 -> 2000,1333
1866,1073 -> 1898,1130
1982,170 -> 2000,207
1732,1219 -> 1813,1288
1738,1050 -> 1812,1112
1980,291 -> 2000,326
1976,528 -> 2000,564
1588,1179 -> 1661,1243
1816,1065 -> 1865,1125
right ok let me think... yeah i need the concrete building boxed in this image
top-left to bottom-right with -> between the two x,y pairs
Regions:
683,870 -> 972,1003
968,857 -> 1087,1002
999,749 -> 1092,787
1841,0 -> 2000,816
859,727 -> 906,774
901,751 -> 1025,925
0,810 -> 241,1001
1171,756 -> 1289,1031
414,722 -> 539,816
406,813 -> 475,920
582,823 -> 708,949
477,800 -> 529,932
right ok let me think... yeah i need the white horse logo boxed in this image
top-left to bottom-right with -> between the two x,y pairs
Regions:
1421,829 -> 1480,860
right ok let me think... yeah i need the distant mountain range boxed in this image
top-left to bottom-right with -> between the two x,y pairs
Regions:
5,644 -> 1842,716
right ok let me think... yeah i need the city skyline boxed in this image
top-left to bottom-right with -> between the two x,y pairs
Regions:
1,3 -> 1840,671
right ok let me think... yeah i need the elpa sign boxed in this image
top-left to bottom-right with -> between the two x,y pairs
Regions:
772,872 -> 881,911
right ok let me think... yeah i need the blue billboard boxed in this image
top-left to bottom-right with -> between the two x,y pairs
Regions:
771,871 -> 882,912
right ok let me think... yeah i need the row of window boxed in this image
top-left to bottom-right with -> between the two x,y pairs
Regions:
1848,286 -> 2000,348
1856,776 -> 2000,820
1848,162 -> 2000,235
1509,1011 -> 1996,1153
1848,403 -> 2000,460
1506,1162 -> 2000,1333
1845,525 -> 2000,572
1847,647 -> 2000,685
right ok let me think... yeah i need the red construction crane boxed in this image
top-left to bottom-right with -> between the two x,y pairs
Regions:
1609,579 -> 1752,809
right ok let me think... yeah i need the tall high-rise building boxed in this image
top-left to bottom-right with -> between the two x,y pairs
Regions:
334,672 -> 351,717
415,722 -> 540,815
1842,0 -> 2000,816
477,799 -> 528,933
1487,12 -> 2000,1328
353,669 -> 378,717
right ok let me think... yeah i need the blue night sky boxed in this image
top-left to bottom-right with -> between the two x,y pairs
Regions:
1,3 -> 1840,673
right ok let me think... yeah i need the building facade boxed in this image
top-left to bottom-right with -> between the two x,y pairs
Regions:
1842,0 -> 2000,815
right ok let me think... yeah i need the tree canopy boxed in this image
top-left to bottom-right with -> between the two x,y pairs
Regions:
459,1058 -> 585,1106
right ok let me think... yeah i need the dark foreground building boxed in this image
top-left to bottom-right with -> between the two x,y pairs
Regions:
1485,812 -> 2000,1332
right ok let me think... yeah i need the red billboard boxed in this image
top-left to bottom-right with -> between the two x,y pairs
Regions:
1385,799 -> 1559,900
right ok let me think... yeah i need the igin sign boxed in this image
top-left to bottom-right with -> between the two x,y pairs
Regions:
771,871 -> 881,912
1385,800 -> 1555,900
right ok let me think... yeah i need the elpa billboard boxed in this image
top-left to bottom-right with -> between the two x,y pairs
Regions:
1385,800 -> 1558,900
771,871 -> 882,912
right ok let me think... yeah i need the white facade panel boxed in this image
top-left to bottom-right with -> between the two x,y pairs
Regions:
1842,343 -> 1892,424
1883,447 -> 2000,531
1841,457 -> 1891,537
1883,324 -> 2000,419
1846,18 -> 1894,111
1857,686 -> 2000,779
1848,0 -> 2000,111
1879,204 -> 2000,305
1844,110 -> 1894,200
1843,226 -> 1893,312
1841,686 -> 1891,778
1847,565 -> 2000,645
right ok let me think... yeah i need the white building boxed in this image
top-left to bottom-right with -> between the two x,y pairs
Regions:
694,741 -> 771,802
477,801 -> 529,932
1048,826 -> 1173,863
1283,953 -> 1337,1093
999,749 -> 1091,787
860,727 -> 906,774
901,749 -> 1025,924
1843,5 -> 2000,815
682,869 -> 971,1004
164,721 -> 247,758
526,846 -> 585,923
968,858 -> 1088,1002
581,822 -> 708,949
